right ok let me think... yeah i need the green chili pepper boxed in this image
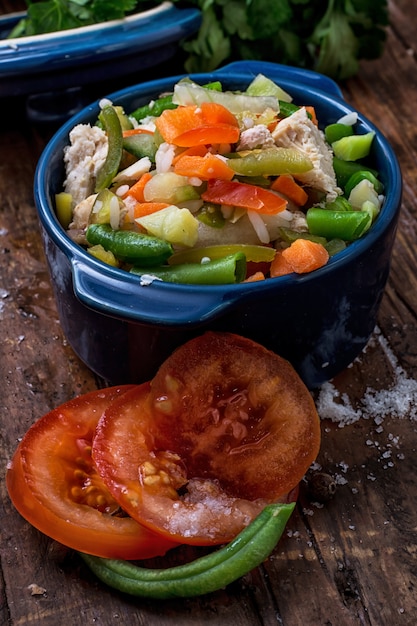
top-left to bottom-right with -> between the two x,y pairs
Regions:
197,204 -> 226,228
122,133 -> 157,161
86,224 -> 173,266
130,95 -> 177,122
168,244 -> 276,265
278,227 -> 327,246
95,106 -> 124,193
324,123 -> 354,144
228,147 -> 313,177
131,253 -> 247,285
333,157 -> 379,189
332,131 -> 375,161
79,502 -> 295,599
55,192 -> 73,229
306,207 -> 372,241
276,101 -> 313,120
325,238 -> 347,256
113,105 -> 134,131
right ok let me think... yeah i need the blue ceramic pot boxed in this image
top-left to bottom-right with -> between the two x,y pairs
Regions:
34,61 -> 402,388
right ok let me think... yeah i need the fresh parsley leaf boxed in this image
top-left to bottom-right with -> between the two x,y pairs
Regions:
7,0 -> 152,37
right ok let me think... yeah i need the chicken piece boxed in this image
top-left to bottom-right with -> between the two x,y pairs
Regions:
237,124 -> 275,151
272,108 -> 341,201
67,194 -> 97,244
63,124 -> 108,206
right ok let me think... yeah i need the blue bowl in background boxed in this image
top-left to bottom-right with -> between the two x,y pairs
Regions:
34,60 -> 402,389
0,3 -> 201,99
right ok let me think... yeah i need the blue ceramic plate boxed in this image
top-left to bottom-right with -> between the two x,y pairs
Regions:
0,2 -> 201,97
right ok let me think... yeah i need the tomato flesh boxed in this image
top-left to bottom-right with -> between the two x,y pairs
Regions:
92,333 -> 321,545
201,178 -> 288,214
6,386 -> 179,560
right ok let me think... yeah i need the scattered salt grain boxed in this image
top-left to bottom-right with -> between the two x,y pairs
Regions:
316,327 -> 417,426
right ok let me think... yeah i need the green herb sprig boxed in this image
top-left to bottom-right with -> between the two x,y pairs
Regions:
178,0 -> 389,80
8,0 -> 146,37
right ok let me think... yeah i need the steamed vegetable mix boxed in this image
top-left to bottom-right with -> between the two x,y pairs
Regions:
60,72 -> 385,284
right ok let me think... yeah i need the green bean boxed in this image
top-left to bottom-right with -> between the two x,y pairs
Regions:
80,502 -> 295,599
306,207 -> 372,241
130,253 -> 247,285
95,106 -> 123,193
86,224 -> 173,266
333,157 -> 378,190
344,170 -> 384,197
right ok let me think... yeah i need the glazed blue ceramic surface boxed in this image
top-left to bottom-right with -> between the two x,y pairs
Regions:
0,3 -> 201,97
34,61 -> 402,388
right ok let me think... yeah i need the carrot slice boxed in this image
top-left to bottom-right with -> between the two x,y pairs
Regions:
174,154 -> 235,181
270,250 -> 294,277
282,239 -> 329,274
134,202 -> 170,219
243,271 -> 266,282
305,106 -> 318,126
123,128 -> 154,137
172,145 -> 209,165
271,175 -> 309,206
123,172 -> 153,202
155,103 -> 240,147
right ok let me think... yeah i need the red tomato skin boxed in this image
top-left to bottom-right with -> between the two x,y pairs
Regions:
92,335 -> 320,546
6,385 -> 179,560
201,179 -> 287,214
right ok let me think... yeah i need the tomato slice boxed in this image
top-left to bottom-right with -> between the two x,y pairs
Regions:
6,386 -> 179,560
92,334 -> 320,546
201,178 -> 288,214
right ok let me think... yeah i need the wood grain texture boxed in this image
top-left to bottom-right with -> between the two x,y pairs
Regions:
1,2 -> 417,624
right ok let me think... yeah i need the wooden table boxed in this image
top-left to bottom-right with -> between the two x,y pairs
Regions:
1,2 -> 417,624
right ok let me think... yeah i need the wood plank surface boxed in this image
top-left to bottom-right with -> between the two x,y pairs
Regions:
1,2 -> 417,624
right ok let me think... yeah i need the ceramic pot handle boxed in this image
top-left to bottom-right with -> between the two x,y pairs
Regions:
71,257 -> 241,327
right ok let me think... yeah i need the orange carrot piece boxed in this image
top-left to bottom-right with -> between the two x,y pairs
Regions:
174,154 -> 235,181
175,124 -> 240,147
270,250 -> 294,277
123,172 -> 153,202
122,128 -> 154,137
133,202 -> 170,219
243,271 -> 266,282
271,174 -> 309,207
305,106 -> 318,126
281,238 -> 329,274
155,103 -> 240,147
172,145 -> 209,164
